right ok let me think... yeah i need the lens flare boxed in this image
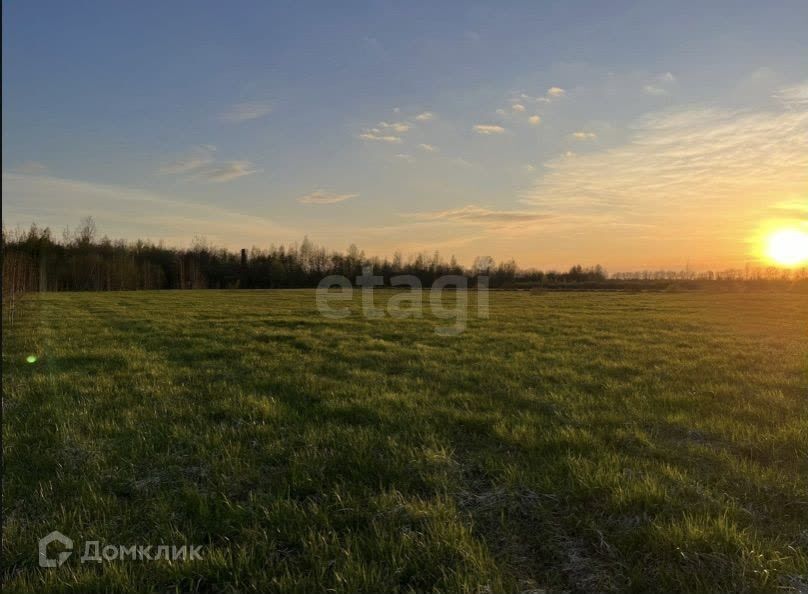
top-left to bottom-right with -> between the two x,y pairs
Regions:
26,355 -> 38,364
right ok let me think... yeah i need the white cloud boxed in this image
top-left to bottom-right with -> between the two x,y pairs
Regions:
221,101 -> 273,123
571,131 -> 597,140
378,121 -> 411,133
513,87 -> 566,106
528,115 -> 542,125
358,119 -> 413,142
511,103 -> 526,113
395,153 -> 415,162
297,189 -> 359,204
643,84 -> 668,96
773,82 -> 808,108
159,145 -> 258,182
415,111 -> 436,121
418,143 -> 438,152
643,72 -> 677,96
358,129 -> 403,143
473,124 -> 506,135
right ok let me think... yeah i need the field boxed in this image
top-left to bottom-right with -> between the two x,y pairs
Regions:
3,290 -> 807,593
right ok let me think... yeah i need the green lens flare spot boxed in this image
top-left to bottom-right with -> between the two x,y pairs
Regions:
26,355 -> 38,364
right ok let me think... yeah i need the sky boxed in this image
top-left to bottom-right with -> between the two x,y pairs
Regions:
3,0 -> 807,271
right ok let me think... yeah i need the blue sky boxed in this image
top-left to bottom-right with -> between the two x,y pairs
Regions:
3,0 -> 807,269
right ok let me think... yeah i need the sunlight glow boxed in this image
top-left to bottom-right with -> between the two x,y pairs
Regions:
766,229 -> 808,267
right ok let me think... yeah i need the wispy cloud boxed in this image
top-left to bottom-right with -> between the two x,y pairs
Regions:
773,81 -> 808,108
378,121 -> 411,133
359,111 -> 434,143
159,145 -> 217,174
473,124 -> 506,135
1,173 -> 295,247
522,91 -> 808,263
358,130 -> 403,143
404,204 -> 550,227
571,131 -> 597,140
643,72 -> 677,96
528,115 -> 542,125
196,161 -> 257,182
221,101 -> 273,123
297,189 -> 359,204
358,121 -> 410,142
418,143 -> 438,152
511,87 -> 566,107
159,145 -> 258,182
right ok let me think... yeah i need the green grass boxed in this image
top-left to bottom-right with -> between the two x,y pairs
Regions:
3,290 -> 807,593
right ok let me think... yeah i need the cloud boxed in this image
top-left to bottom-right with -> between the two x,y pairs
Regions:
511,103 -> 526,113
159,145 -> 217,174
418,143 -> 438,152
358,129 -> 403,143
473,124 -> 506,135
571,131 -> 597,140
395,153 -> 415,162
378,121 -> 411,133
196,161 -> 258,182
513,87 -> 566,106
522,93 -> 808,264
528,115 -> 542,125
13,161 -> 48,174
643,72 -> 677,96
1,173 -> 296,248
451,157 -> 473,168
358,119 -> 413,142
404,205 -> 550,227
159,145 -> 258,182
297,189 -> 359,204
773,82 -> 808,108
415,111 -> 436,121
221,101 -> 273,123
643,84 -> 669,96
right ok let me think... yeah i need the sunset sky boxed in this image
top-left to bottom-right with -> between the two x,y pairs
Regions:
3,0 -> 807,271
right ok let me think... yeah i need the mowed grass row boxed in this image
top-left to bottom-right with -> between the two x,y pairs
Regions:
2,290 -> 807,593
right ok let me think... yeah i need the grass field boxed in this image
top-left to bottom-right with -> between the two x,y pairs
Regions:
3,290 -> 807,593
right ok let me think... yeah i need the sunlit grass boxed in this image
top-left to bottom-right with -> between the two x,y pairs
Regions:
3,290 -> 807,592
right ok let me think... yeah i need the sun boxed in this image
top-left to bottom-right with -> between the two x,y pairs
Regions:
765,228 -> 808,267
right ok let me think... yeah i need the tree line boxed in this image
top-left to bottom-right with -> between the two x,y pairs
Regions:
3,217 -> 805,306
2,218 -> 607,294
